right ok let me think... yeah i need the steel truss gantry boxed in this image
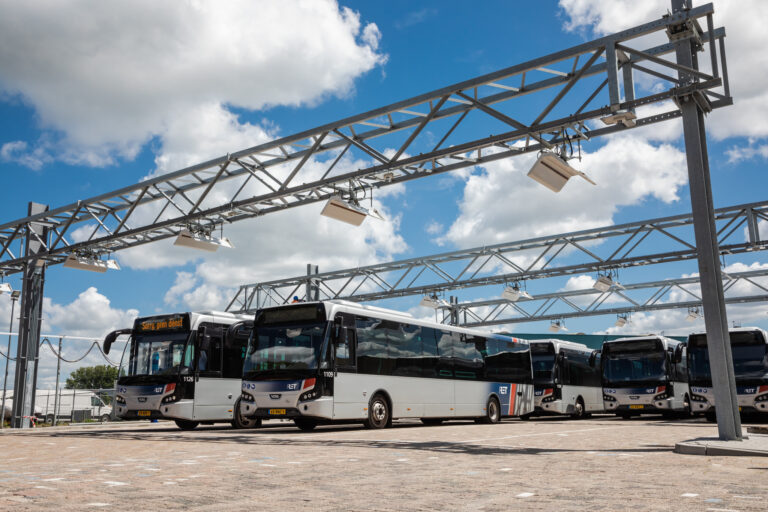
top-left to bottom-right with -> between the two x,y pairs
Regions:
437,268 -> 768,327
226,200 -> 768,311
0,3 -> 728,275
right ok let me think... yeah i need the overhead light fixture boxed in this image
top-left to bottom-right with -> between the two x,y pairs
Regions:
686,308 -> 700,323
615,315 -> 628,327
174,229 -> 234,252
0,283 -> 11,294
600,109 -> 637,127
502,284 -> 533,302
419,295 -> 441,309
321,196 -> 369,226
527,152 -> 597,193
593,275 -> 614,292
63,253 -> 121,273
549,320 -> 567,333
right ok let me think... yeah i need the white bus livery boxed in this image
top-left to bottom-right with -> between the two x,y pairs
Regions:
239,301 -> 534,430
104,311 -> 258,430
529,339 -> 603,419
601,336 -> 689,418
687,327 -> 768,419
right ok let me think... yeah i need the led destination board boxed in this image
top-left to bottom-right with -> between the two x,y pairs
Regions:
135,314 -> 189,333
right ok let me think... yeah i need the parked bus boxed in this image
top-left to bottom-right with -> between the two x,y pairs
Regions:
239,300 -> 534,431
528,339 -> 603,419
687,327 -> 768,420
104,311 -> 257,430
601,336 -> 689,418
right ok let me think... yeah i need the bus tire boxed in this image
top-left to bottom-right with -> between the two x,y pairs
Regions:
570,397 -> 585,419
618,413 -> 631,420
482,396 -> 501,424
231,399 -> 261,429
519,413 -> 532,421
174,419 -> 199,431
705,411 -> 716,423
100,414 -> 111,423
294,418 -> 318,431
682,395 -> 692,418
365,394 -> 390,429
420,418 -> 443,426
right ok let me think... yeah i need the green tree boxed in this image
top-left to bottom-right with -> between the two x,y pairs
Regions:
65,365 -> 118,390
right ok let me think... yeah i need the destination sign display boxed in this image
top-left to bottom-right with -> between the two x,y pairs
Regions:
257,304 -> 325,325
135,314 -> 189,333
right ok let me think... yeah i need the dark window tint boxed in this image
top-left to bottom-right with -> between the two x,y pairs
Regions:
453,335 -> 485,380
356,316 -> 389,375
421,327 -> 441,378
485,338 -> 533,384
435,330 -> 454,378
198,324 -> 223,376
391,323 -> 423,377
223,325 -> 249,379
560,348 -> 601,387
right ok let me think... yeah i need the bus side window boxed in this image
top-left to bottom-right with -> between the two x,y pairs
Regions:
198,324 -> 223,376
333,316 -> 355,369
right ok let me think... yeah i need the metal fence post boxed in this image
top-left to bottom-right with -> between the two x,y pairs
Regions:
52,336 -> 63,426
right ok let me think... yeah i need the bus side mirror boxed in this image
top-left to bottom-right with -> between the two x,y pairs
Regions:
103,328 -> 131,355
226,320 -> 253,342
588,350 -> 598,368
335,326 -> 348,345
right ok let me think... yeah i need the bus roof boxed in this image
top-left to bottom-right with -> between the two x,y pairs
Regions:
603,335 -> 682,350
530,338 -> 593,353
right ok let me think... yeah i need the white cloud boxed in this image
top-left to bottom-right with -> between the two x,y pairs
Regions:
0,0 -> 385,167
559,0 -> 768,141
425,221 -> 444,235
726,140 -> 768,163
43,287 -> 139,339
438,135 -> 687,248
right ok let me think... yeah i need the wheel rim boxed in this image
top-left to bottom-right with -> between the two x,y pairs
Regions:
489,400 -> 498,421
575,401 -> 584,416
373,400 -> 387,424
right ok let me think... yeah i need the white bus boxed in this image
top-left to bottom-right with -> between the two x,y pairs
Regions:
601,336 -> 689,418
104,311 -> 258,430
239,301 -> 534,431
528,339 -> 603,419
687,327 -> 768,420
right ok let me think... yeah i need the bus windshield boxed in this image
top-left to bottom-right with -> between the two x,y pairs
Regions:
244,323 -> 328,378
121,332 -> 193,379
602,341 -> 666,386
531,344 -> 555,386
689,331 -> 768,382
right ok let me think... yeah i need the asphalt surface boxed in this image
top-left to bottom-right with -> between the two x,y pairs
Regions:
1,415 -> 767,511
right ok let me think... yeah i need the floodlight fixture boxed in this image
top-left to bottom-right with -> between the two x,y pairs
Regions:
10,290 -> 20,300
502,283 -> 533,302
593,274 -> 614,293
320,196 -> 369,226
615,315 -> 628,328
549,320 -> 567,333
63,253 -> 121,273
600,109 -> 637,127
174,229 -> 234,252
686,308 -> 700,323
419,295 -> 441,309
526,152 -> 596,193
0,283 -> 11,294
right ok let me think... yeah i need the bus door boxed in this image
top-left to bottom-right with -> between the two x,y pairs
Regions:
193,324 -> 233,420
331,314 -> 361,418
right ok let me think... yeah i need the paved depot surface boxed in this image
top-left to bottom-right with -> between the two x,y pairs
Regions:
1,416 -> 768,511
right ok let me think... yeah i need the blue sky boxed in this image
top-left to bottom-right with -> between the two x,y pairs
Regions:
0,0 -> 766,386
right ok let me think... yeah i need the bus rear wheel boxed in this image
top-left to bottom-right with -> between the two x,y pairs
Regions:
294,418 -> 318,431
481,397 -> 501,424
174,419 -> 199,431
365,394 -> 390,429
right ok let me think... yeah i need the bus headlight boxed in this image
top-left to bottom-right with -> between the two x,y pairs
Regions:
241,391 -> 255,403
115,395 -> 126,404
603,394 -> 616,402
162,394 -> 180,404
690,394 -> 708,402
755,394 -> 768,402
653,392 -> 668,400
299,389 -> 320,401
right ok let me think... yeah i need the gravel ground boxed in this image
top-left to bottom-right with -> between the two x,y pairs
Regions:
1,415 -> 766,511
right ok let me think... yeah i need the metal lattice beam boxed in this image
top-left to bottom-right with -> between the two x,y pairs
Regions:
226,200 -> 768,312
0,4 -> 728,275
435,268 -> 768,327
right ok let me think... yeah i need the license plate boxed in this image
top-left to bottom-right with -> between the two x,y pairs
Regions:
137,410 -> 152,417
629,405 -> 644,410
268,409 -> 286,415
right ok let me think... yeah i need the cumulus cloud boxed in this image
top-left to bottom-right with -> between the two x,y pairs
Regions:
0,0 -> 386,168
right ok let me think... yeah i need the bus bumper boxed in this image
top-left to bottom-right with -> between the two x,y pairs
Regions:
116,399 -> 193,421
241,396 -> 333,420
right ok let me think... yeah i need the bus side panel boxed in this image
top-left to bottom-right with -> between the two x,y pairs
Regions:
511,384 -> 534,416
421,377 -> 455,418
192,377 -> 239,421
454,381 -> 489,417
332,373 -> 372,420
386,376 -> 425,418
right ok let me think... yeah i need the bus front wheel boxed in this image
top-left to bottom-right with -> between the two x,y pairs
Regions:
365,394 -> 390,429
570,397 -> 585,419
231,399 -> 262,429
174,419 -> 199,431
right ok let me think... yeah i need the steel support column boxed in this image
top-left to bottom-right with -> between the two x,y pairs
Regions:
672,0 -> 741,440
11,202 -> 48,428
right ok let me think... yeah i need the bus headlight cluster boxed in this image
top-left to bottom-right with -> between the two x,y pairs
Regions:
603,394 -> 616,402
162,394 -> 179,404
241,391 -> 255,403
542,395 -> 557,403
690,394 -> 708,402
653,392 -> 669,400
299,389 -> 320,401
755,394 -> 768,402
115,395 -> 126,404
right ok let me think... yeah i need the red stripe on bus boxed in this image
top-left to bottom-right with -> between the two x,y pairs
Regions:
508,383 -> 517,415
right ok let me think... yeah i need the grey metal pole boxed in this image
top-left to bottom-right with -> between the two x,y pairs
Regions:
672,0 -> 741,440
0,293 -> 18,429
52,336 -> 62,426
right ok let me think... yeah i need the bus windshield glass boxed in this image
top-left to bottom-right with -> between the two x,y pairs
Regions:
689,331 -> 768,382
531,343 -> 555,385
122,332 -> 193,378
244,323 -> 327,378
602,340 -> 666,386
